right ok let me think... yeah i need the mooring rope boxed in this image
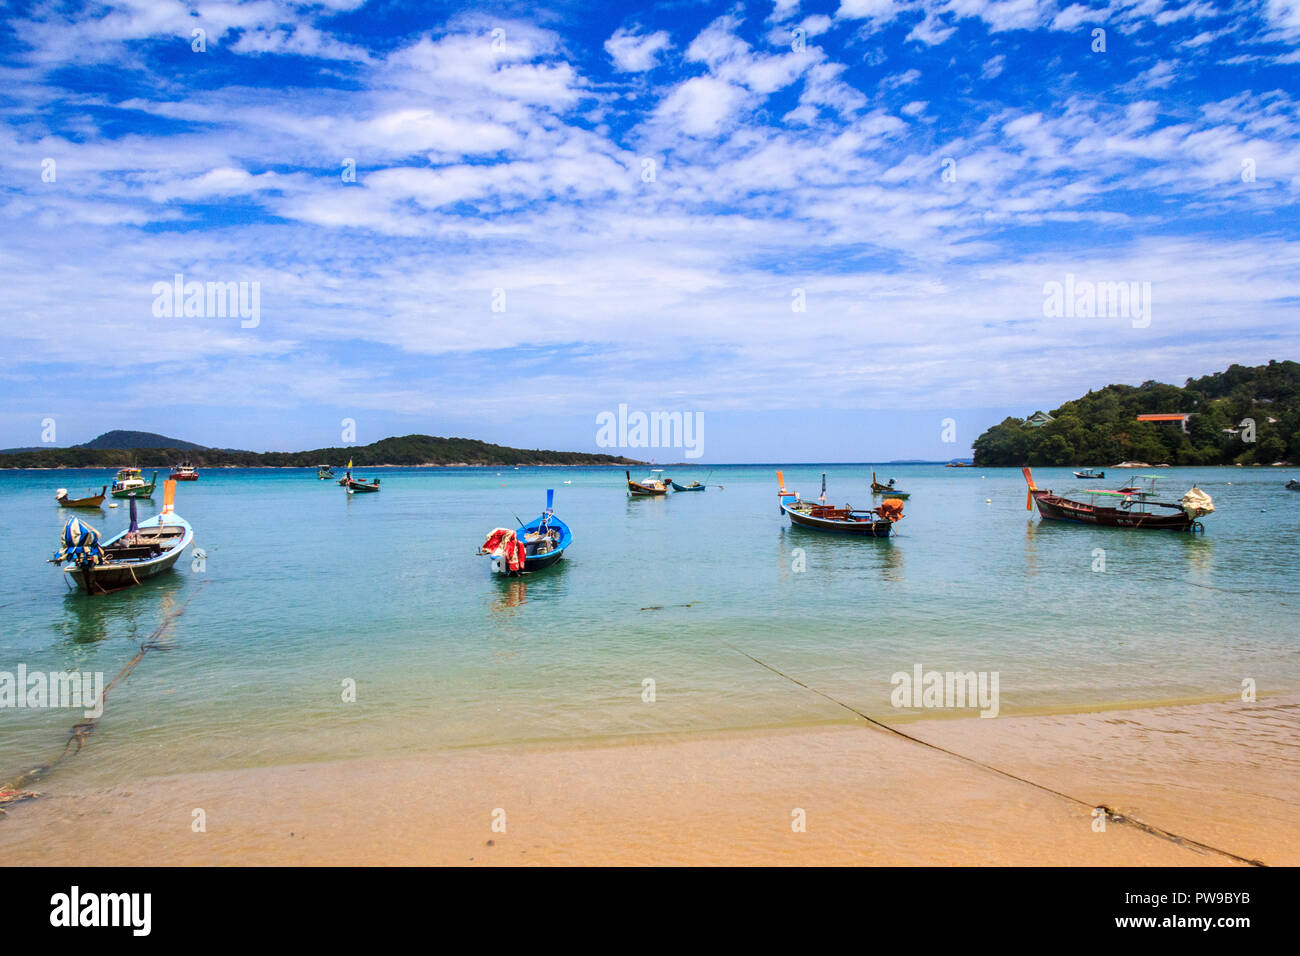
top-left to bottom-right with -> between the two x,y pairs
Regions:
0,583 -> 207,814
727,645 -> 1267,867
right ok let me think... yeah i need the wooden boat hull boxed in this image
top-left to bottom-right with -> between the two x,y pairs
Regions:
57,487 -> 107,508
782,501 -> 893,536
343,479 -> 380,493
62,513 -> 193,594
869,471 -> 908,498
1031,490 -> 1195,530
626,472 -> 668,495
670,481 -> 705,492
170,474 -> 198,481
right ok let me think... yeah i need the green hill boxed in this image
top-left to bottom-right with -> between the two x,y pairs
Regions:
972,360 -> 1300,467
76,430 -> 208,451
0,433 -> 642,469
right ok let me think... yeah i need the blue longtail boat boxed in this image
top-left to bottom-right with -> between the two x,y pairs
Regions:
478,489 -> 572,575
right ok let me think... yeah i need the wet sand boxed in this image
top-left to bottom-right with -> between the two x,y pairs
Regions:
2,695 -> 1295,866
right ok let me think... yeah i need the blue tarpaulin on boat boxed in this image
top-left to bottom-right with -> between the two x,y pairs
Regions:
55,517 -> 104,564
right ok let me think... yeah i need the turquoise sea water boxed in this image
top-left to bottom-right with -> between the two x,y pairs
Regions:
1,464 -> 1297,791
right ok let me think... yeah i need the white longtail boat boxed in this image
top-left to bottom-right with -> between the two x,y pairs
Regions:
51,480 -> 194,595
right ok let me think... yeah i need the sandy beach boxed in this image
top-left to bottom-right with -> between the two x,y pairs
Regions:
3,694 -> 1294,866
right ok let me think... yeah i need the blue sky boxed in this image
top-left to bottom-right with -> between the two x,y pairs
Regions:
1,0 -> 1297,461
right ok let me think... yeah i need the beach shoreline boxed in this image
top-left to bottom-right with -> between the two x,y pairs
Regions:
2,694 -> 1293,866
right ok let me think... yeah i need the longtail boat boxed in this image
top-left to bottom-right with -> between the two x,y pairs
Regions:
317,465 -> 334,480
50,480 -> 193,594
671,471 -> 711,492
1073,468 -> 1104,479
169,460 -> 199,481
111,468 -> 157,499
870,471 -> 910,499
478,489 -> 572,575
778,472 -> 904,536
55,486 -> 107,508
627,469 -> 669,496
1023,467 -> 1212,531
340,460 -> 380,493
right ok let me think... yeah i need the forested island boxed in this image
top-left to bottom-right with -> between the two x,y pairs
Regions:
0,431 -> 643,468
972,361 -> 1299,467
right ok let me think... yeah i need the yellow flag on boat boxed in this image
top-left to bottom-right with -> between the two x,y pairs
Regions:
347,459 -> 352,470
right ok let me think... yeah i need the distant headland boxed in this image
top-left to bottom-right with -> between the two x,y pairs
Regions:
972,360 -> 1298,467
0,431 -> 644,469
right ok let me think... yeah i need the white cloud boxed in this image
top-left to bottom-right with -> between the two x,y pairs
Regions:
604,27 -> 672,72
654,76 -> 748,136
907,12 -> 957,45
1264,0 -> 1300,38
4,2 -> 1300,440
837,0 -> 909,22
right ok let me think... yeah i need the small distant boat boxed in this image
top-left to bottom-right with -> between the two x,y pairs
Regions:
870,471 -> 910,499
169,460 -> 199,481
50,481 -> 193,594
340,460 -> 380,493
671,471 -> 711,492
1287,479 -> 1300,491
1074,469 -> 1104,480
1023,468 -> 1212,531
945,461 -> 974,468
778,472 -> 904,536
55,486 -> 107,508
478,489 -> 572,575
111,468 -> 157,499
317,465 -> 334,480
627,469 -> 669,496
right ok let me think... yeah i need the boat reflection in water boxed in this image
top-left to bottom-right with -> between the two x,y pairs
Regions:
56,574 -> 186,645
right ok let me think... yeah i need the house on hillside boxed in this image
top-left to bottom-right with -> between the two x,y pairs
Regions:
1136,412 -> 1192,434
1025,411 -> 1055,427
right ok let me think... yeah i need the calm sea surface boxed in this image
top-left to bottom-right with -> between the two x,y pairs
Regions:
1,464 -> 1297,791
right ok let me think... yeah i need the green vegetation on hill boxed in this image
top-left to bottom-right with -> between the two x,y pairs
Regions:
972,360 -> 1300,467
76,430 -> 207,451
0,433 -> 642,469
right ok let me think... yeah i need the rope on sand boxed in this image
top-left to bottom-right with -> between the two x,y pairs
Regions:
0,583 -> 207,815
728,645 -> 1267,867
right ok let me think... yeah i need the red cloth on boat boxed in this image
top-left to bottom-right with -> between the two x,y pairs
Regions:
877,498 -> 905,522
480,528 -> 526,572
